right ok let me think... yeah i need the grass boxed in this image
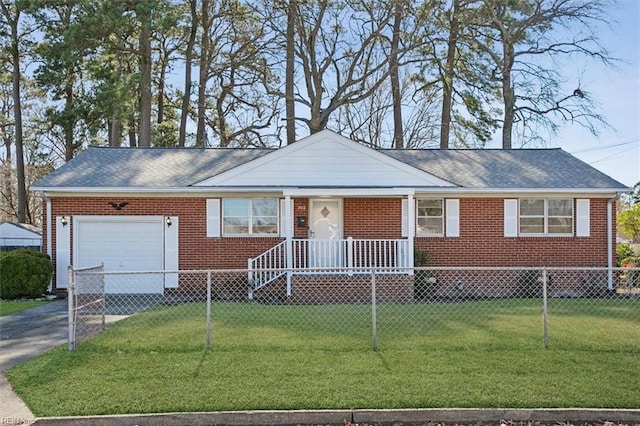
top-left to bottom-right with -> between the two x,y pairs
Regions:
0,299 -> 49,316
5,299 -> 640,416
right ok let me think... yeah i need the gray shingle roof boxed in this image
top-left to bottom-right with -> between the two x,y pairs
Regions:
32,145 -> 627,191
33,147 -> 272,188
383,148 -> 627,189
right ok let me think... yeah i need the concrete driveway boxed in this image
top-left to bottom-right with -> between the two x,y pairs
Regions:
0,299 -> 68,423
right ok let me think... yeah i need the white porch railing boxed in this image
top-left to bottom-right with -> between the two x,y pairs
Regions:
248,238 -> 410,298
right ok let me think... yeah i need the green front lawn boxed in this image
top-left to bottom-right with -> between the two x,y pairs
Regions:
0,299 -> 49,316
6,299 -> 639,416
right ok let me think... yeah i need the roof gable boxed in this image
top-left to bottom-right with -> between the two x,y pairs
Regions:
194,130 -> 454,187
0,222 -> 42,238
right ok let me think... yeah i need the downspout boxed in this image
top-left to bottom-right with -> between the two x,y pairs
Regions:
607,193 -> 621,291
407,194 -> 415,274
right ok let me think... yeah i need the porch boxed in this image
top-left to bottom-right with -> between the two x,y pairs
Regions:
247,238 -> 412,299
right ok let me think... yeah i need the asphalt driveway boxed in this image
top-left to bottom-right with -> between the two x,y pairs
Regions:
0,299 -> 67,423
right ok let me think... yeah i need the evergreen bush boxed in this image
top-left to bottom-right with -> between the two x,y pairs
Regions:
0,249 -> 52,299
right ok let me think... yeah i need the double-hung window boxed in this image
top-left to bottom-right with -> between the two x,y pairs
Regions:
222,198 -> 278,236
416,199 -> 444,236
519,199 -> 573,236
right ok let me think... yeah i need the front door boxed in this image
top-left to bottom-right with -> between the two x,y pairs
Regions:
309,199 -> 343,268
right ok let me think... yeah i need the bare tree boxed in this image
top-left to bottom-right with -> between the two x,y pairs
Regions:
478,0 -> 613,149
291,0 -> 420,135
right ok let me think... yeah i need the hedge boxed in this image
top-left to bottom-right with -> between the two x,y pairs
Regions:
0,249 -> 52,299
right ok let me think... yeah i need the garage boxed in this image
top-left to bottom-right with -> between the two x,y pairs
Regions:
72,216 -> 173,294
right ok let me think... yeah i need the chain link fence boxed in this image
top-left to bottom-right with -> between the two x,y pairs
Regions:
68,266 -> 640,352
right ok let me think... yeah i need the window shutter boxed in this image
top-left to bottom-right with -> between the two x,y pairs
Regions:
280,199 -> 293,237
206,199 -> 221,237
504,199 -> 518,237
576,199 -> 590,237
55,216 -> 71,288
445,199 -> 460,237
401,198 -> 408,237
164,217 -> 179,288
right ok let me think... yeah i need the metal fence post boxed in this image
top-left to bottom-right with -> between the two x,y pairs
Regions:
206,271 -> 212,350
67,266 -> 75,352
542,267 -> 549,349
371,268 -> 377,352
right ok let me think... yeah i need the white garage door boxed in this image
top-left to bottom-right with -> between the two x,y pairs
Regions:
75,216 -> 165,294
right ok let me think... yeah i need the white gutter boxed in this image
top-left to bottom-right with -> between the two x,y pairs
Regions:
45,195 -> 52,293
284,188 -> 415,197
30,186 -> 627,196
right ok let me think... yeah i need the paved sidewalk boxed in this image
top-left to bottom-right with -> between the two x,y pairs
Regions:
0,300 -> 68,424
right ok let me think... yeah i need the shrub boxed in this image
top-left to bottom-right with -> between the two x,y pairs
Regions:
414,248 -> 436,301
616,243 -> 638,267
517,270 -> 542,298
0,249 -> 52,299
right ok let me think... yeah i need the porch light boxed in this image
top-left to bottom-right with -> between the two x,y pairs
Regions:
166,217 -> 172,226
60,217 -> 68,226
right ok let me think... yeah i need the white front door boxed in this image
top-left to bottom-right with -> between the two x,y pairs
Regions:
309,199 -> 343,267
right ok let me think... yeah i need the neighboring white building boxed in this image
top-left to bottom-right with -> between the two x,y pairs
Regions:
0,222 -> 42,252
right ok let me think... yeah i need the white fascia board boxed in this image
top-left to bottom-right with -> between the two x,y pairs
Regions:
32,185 -> 626,199
413,187 -> 627,198
32,187 -> 287,197
283,188 -> 416,197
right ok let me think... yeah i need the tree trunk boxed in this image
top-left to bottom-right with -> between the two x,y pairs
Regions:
109,120 -> 122,147
501,44 -> 515,149
64,81 -> 75,161
285,0 -> 296,145
196,0 -> 210,147
179,0 -> 197,147
5,5 -> 27,223
128,113 -> 137,147
2,135 -> 13,220
157,64 -> 165,126
439,0 -> 460,150
138,2 -> 152,147
390,0 -> 404,149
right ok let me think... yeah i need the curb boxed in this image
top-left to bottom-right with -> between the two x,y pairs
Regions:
30,408 -> 640,426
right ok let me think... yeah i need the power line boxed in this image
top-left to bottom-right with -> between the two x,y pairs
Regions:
569,137 -> 640,154
587,145 -> 639,165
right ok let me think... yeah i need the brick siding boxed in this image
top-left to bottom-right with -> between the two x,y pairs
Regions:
46,196 -> 615,290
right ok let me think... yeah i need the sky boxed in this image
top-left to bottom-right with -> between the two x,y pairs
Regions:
536,0 -> 640,188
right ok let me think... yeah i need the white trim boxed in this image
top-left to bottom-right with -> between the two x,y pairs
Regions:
415,198 -> 444,237
221,198 -> 279,237
445,199 -> 460,237
193,130 -> 454,187
55,216 -> 71,289
401,199 -> 408,238
576,199 -> 590,237
406,195 -> 415,272
46,198 -> 52,292
164,216 -> 179,287
284,188 -> 416,197
518,198 -> 574,237
280,198 -> 294,238
32,187 -> 626,197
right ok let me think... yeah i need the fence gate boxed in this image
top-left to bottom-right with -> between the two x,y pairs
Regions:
68,264 -> 105,351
